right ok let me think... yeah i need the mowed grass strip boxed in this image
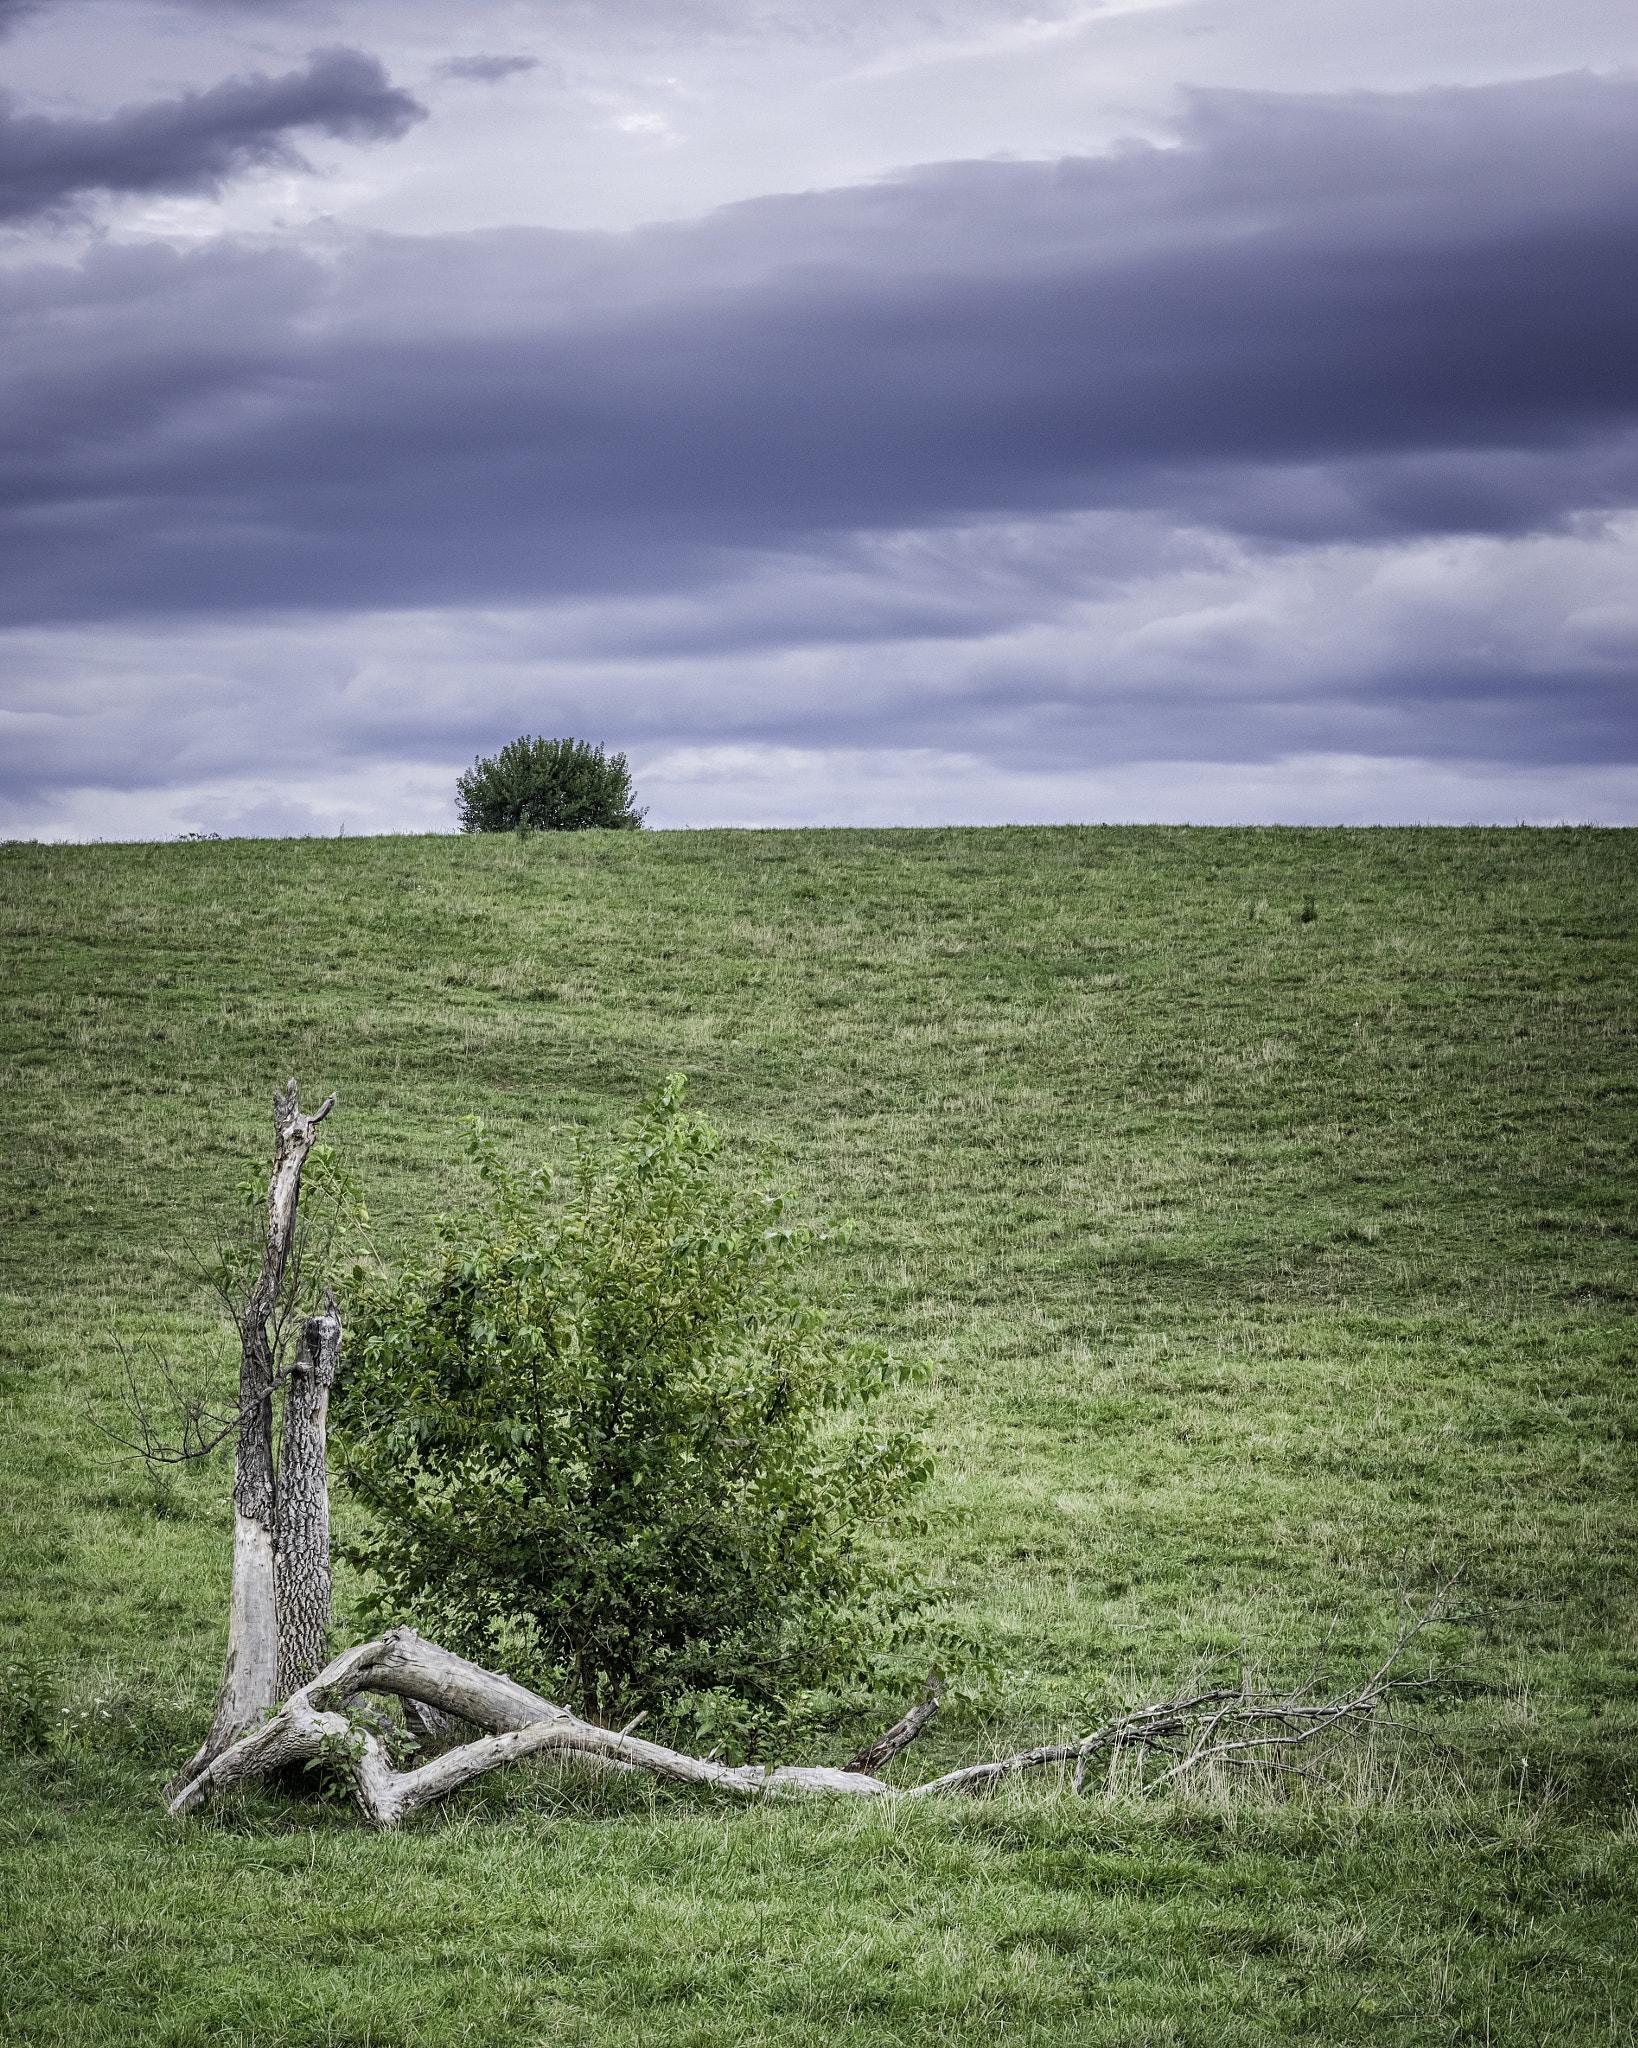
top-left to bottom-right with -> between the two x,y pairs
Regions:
1,824 -> 1634,2045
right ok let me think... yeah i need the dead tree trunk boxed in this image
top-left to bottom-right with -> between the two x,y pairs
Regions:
172,1079 -> 335,1788
275,1292 -> 341,1698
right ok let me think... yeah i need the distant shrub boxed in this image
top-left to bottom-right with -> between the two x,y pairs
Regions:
456,735 -> 645,833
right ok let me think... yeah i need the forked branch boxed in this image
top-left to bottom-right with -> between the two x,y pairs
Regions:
168,1631 -> 891,1827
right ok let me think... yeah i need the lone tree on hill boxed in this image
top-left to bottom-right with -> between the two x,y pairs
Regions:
456,735 -> 645,833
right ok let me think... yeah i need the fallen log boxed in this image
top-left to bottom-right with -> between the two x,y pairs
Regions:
169,1578 -> 1457,1829
168,1629 -> 892,1826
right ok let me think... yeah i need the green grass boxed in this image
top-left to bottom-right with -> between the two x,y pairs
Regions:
2,823 -> 1635,2044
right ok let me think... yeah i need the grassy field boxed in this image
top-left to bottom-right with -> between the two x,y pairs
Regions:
1,823 -> 1634,2046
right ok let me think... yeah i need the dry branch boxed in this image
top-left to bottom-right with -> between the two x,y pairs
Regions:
844,1673 -> 942,1775
912,1571 -> 1461,1800
170,1583 -> 1456,1830
93,1331 -> 239,1469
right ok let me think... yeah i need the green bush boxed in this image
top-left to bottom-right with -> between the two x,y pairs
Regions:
455,735 -> 644,833
333,1079 -> 933,1732
0,1654 -> 56,1755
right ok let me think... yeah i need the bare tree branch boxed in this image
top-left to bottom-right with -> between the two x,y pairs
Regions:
89,1330 -> 238,1469
169,1585 -> 1460,1830
1136,1568 -> 1461,1796
844,1673 -> 943,1775
96,1086 -> 358,1485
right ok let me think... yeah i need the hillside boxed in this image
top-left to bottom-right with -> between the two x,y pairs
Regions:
2,824 -> 1634,2045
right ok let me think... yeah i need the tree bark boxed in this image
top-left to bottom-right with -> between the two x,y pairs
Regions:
275,1293 -> 341,1698
401,1697 -> 465,1754
170,1080 -> 335,1790
844,1674 -> 942,1775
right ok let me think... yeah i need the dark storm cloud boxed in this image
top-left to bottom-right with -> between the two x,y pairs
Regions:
0,45 -> 426,223
0,71 -> 1634,617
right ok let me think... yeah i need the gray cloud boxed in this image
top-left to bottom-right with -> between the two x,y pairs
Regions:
0,66 -> 1635,825
3,510 -> 1633,814
1,72 -> 1632,607
435,54 -> 541,82
0,45 -> 426,224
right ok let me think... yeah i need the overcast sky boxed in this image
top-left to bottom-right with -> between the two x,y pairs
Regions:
2,0 -> 1635,836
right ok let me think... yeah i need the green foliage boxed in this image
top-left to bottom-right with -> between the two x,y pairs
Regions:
298,1704 -> 416,1805
333,1077 -> 934,1727
455,734 -> 644,833
300,1718 -> 368,1805
0,1654 -> 56,1755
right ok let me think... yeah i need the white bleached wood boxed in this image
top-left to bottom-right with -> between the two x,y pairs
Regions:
169,1630 -> 890,1826
218,1511 -> 279,1737
318,1629 -> 581,1733
170,1584 -> 1455,1827
168,1694 -> 353,1817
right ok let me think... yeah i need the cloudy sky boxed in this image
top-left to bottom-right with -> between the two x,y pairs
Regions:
2,0 -> 1635,836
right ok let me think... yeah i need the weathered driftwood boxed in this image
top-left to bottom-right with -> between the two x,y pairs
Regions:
169,1630 -> 890,1827
172,1080 -> 335,1789
321,1629 -> 579,1733
170,1586 -> 1454,1829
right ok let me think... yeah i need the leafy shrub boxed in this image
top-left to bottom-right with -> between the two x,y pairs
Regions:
0,1654 -> 56,1754
302,1711 -> 380,1804
455,735 -> 644,833
333,1080 -> 934,1733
